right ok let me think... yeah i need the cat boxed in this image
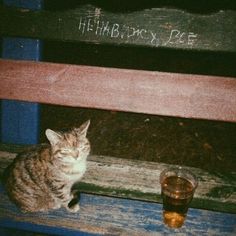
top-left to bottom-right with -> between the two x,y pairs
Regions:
3,120 -> 90,213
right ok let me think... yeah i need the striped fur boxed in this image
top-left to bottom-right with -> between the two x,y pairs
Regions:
4,120 -> 90,213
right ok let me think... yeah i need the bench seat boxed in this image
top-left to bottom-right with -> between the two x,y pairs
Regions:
0,146 -> 235,235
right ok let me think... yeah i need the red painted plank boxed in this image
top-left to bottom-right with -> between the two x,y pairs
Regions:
0,59 -> 236,122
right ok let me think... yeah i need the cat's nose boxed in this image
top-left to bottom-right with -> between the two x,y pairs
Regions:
75,151 -> 80,159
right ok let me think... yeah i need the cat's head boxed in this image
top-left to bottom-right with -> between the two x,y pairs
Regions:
45,120 -> 90,162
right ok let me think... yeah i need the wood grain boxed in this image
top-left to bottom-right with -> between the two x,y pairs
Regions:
0,5 -> 236,52
0,149 -> 235,214
1,59 -> 236,122
0,60 -> 236,121
1,187 -> 236,235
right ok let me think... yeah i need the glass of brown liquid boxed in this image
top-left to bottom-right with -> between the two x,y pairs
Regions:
160,167 -> 198,228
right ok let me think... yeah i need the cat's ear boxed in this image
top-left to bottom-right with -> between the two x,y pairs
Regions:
75,120 -> 90,138
45,129 -> 63,146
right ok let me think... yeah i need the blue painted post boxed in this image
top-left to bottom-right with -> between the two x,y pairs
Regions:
1,0 -> 43,144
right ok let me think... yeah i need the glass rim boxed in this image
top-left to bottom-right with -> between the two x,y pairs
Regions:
159,166 -> 198,189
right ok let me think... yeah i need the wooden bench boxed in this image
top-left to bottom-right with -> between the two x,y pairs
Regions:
0,1 -> 236,235
0,146 -> 236,235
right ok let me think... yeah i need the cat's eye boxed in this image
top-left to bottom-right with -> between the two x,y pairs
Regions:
60,149 -> 71,154
60,148 -> 80,159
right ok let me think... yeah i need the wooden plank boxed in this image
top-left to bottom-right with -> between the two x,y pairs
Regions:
0,59 -> 236,122
0,5 -> 236,52
0,186 -> 236,235
0,148 -> 235,214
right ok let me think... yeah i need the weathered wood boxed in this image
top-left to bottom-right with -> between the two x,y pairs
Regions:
0,147 -> 235,214
1,187 -> 236,235
0,5 -> 236,52
1,59 -> 236,122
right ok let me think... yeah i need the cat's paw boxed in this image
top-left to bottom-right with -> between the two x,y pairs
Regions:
67,203 -> 80,213
20,207 -> 31,213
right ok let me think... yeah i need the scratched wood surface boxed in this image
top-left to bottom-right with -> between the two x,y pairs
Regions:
0,147 -> 235,214
0,4 -> 236,52
1,59 -> 236,122
1,186 -> 236,236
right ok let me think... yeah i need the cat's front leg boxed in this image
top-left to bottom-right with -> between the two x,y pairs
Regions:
65,190 -> 80,213
67,200 -> 80,213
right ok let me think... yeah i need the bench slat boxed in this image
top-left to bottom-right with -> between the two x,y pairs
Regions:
0,5 -> 236,53
1,59 -> 236,122
0,147 -> 235,214
0,187 -> 236,235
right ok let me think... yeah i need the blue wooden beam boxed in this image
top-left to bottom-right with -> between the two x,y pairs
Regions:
1,0 -> 43,144
0,221 -> 99,236
3,0 -> 43,10
0,185 -> 235,235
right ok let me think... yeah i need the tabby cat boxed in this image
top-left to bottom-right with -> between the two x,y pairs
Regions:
3,120 -> 90,213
